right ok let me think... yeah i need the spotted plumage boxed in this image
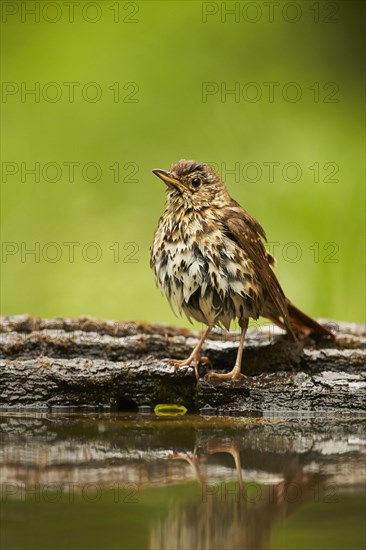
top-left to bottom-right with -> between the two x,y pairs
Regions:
150,160 -> 333,380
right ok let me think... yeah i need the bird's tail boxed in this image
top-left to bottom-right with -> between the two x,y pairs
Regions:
287,300 -> 333,338
268,300 -> 334,339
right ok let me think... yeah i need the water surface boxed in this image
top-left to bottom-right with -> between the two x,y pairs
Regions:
1,412 -> 365,550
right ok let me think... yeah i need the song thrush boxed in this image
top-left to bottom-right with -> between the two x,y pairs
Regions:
150,160 -> 333,380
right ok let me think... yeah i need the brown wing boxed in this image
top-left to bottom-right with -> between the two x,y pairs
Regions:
220,203 -> 297,340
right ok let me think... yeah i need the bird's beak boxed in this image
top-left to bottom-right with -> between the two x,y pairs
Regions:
152,169 -> 187,191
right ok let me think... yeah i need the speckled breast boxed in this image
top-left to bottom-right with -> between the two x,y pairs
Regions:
151,211 -> 262,329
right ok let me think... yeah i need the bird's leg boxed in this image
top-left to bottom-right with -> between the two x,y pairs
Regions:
171,447 -> 207,485
207,444 -> 244,490
206,318 -> 248,380
170,327 -> 212,375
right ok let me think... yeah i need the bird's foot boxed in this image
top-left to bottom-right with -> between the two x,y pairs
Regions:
205,366 -> 243,381
170,355 -> 212,380
170,355 -> 211,368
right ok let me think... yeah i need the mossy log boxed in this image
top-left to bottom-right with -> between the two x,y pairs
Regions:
0,315 -> 365,413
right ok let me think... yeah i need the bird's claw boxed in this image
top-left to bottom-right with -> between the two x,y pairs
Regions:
205,369 -> 244,381
169,355 -> 212,369
170,355 -> 212,381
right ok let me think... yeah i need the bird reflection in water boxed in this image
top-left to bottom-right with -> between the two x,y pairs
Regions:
150,438 -> 326,550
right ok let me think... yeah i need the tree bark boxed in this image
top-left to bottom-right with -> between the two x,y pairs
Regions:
0,315 -> 365,413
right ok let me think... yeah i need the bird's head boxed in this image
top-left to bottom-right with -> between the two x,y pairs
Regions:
152,159 -> 229,210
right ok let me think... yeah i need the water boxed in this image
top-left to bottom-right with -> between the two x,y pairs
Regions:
1,412 -> 365,550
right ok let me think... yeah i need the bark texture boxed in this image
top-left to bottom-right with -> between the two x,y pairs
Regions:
0,315 -> 365,413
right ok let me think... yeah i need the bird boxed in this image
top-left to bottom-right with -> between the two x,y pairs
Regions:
150,159 -> 333,380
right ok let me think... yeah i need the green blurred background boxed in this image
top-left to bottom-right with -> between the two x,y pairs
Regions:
1,1 -> 365,326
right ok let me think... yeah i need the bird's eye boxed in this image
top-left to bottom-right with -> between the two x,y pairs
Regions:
191,177 -> 201,188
